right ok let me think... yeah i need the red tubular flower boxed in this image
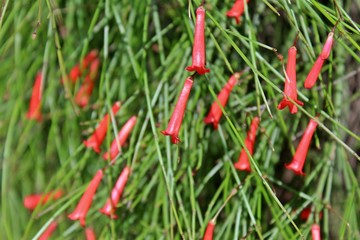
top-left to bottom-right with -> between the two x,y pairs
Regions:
103,116 -> 137,161
300,207 -> 311,220
285,118 -> 318,176
226,0 -> 249,24
277,46 -> 304,114
69,50 -> 99,83
39,221 -> 57,240
68,170 -> 104,227
69,65 -> 82,83
234,116 -> 260,172
311,224 -> 321,240
203,220 -> 215,240
161,77 -> 194,144
304,57 -> 324,89
23,190 -> 63,210
27,72 -> 43,121
88,58 -> 101,80
304,31 -> 335,89
300,207 -> 323,221
75,75 -> 95,108
83,50 -> 99,69
204,73 -> 240,129
85,227 -> 96,240
84,101 -> 121,153
99,166 -> 130,219
185,7 -> 210,75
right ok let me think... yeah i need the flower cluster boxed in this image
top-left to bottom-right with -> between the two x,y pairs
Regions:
162,5 -> 210,143
67,166 -> 131,227
23,1 -> 341,238
25,50 -> 139,238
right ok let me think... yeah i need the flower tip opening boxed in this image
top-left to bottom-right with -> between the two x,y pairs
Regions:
99,207 -> 119,219
185,66 -> 210,75
284,162 -> 305,176
26,111 -> 43,122
76,96 -> 91,108
102,152 -> 114,161
226,0 -> 249,24
234,160 -> 251,172
83,140 -> 101,153
289,105 -> 299,114
226,12 -> 241,24
203,115 -> 219,130
277,98 -> 304,114
234,151 -> 252,172
304,79 -> 316,89
160,130 -> 181,144
68,212 -> 87,227
171,136 -> 181,144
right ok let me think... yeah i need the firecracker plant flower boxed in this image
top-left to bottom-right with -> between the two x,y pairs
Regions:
234,116 -> 260,172
311,224 -> 321,240
185,6 -> 210,75
304,56 -> 325,89
84,101 -> 121,153
38,221 -> 57,240
277,45 -> 304,114
204,72 -> 240,129
69,50 -> 99,83
103,116 -> 137,161
285,118 -> 318,176
161,76 -> 194,144
300,207 -> 323,221
23,190 -> 63,210
99,166 -> 130,219
203,220 -> 215,240
27,71 -> 43,121
68,170 -> 104,227
304,29 -> 335,89
226,0 -> 249,24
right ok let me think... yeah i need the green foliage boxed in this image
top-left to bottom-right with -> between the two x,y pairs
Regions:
0,0 -> 359,239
